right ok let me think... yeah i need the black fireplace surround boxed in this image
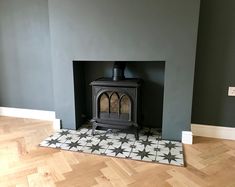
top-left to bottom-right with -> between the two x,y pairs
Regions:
90,62 -> 142,139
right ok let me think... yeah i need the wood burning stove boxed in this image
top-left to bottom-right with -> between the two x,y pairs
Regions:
90,62 -> 142,139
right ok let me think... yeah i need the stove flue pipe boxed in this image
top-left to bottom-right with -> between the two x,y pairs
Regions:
112,62 -> 126,81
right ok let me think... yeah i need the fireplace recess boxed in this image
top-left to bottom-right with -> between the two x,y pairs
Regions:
90,77 -> 142,140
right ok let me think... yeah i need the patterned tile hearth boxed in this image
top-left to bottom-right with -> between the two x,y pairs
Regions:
40,127 -> 184,166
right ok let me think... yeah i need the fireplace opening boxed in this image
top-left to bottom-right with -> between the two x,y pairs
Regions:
73,61 -> 165,134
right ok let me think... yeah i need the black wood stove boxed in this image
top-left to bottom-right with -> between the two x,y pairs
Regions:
90,62 -> 142,139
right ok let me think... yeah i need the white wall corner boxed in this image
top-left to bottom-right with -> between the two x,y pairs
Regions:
53,119 -> 61,130
191,123 -> 235,141
181,131 -> 193,144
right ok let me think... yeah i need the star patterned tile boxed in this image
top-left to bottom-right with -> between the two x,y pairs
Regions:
40,128 -> 184,166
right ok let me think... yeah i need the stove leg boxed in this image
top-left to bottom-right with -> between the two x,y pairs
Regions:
135,128 -> 139,140
92,122 -> 97,136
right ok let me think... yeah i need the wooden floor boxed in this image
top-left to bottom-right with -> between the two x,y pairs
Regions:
0,117 -> 235,187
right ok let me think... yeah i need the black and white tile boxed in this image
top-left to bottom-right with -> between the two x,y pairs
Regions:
40,128 -> 184,166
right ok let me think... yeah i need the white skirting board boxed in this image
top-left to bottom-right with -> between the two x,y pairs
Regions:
182,131 -> 193,144
191,123 -> 235,141
1,107 -> 234,141
0,107 -> 61,130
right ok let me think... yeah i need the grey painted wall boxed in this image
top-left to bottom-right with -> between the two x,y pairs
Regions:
0,0 -> 54,110
192,0 -> 235,127
48,0 -> 200,140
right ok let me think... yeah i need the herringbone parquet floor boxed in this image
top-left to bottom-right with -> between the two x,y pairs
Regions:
0,116 -> 235,187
